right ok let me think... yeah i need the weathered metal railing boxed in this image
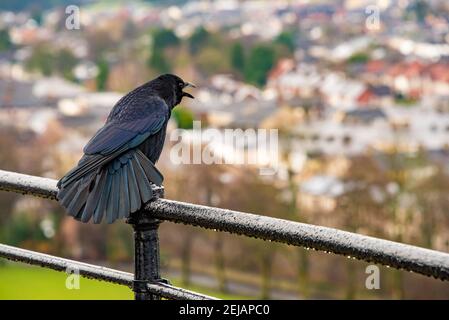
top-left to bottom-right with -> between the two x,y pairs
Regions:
1,169 -> 449,300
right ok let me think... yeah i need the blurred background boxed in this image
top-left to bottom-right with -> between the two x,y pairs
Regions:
1,0 -> 449,299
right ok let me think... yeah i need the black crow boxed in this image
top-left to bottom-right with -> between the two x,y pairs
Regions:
57,74 -> 195,224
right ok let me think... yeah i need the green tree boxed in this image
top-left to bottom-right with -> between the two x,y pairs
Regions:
149,48 -> 171,74
54,49 -> 77,81
230,42 -> 245,72
196,47 -> 230,75
275,31 -> 296,53
244,45 -> 275,87
31,10 -> 42,25
152,28 -> 179,49
148,28 -> 179,74
172,106 -> 194,129
189,27 -> 210,54
347,52 -> 369,64
26,45 -> 54,76
0,29 -> 12,52
26,46 -> 78,80
414,0 -> 428,24
96,59 -> 109,91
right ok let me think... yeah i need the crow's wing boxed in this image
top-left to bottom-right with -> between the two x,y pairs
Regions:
58,97 -> 168,189
84,97 -> 168,156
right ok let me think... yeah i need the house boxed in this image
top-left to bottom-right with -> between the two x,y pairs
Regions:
268,63 -> 322,101
297,175 -> 347,217
356,87 -> 374,106
341,108 -> 387,125
267,58 -> 295,84
200,99 -> 278,129
369,85 -> 393,106
329,36 -> 371,62
33,77 -> 86,103
388,37 -> 449,60
384,107 -> 449,151
422,62 -> 449,96
355,85 -> 393,107
361,60 -> 387,84
188,74 -> 271,128
320,73 -> 367,110
58,91 -> 122,118
385,61 -> 425,98
422,94 -> 449,113
0,78 -> 47,108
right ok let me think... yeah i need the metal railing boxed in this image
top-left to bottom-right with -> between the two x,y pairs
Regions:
1,169 -> 449,300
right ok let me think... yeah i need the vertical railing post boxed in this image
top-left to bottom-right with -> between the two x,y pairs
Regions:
127,210 -> 161,300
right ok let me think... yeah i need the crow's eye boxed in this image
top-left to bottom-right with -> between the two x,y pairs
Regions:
178,82 -> 184,87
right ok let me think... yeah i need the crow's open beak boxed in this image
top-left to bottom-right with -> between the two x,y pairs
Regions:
183,82 -> 196,89
182,82 -> 196,99
182,92 -> 194,99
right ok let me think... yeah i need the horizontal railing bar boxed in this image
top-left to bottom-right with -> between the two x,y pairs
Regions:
0,243 -> 216,300
146,199 -> 449,280
0,170 -> 58,200
146,282 -> 217,300
0,243 -> 132,285
1,169 -> 449,281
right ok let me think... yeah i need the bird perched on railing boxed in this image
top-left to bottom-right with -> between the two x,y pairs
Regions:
57,74 -> 195,224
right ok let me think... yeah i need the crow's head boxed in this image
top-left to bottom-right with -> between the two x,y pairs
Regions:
152,74 -> 196,108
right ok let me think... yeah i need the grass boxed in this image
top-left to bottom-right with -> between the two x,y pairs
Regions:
0,262 -> 248,300
0,262 -> 132,300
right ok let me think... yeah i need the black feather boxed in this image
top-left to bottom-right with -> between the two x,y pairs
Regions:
93,173 -> 112,224
127,161 -> 141,213
135,150 -> 164,185
133,156 -> 153,204
119,164 -> 130,218
67,181 -> 89,218
81,170 -> 107,222
106,172 -> 120,224
59,180 -> 81,208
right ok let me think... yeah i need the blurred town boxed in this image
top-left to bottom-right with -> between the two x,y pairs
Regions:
1,0 -> 449,299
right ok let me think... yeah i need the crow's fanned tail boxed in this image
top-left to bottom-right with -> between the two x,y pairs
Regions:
57,149 -> 163,224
